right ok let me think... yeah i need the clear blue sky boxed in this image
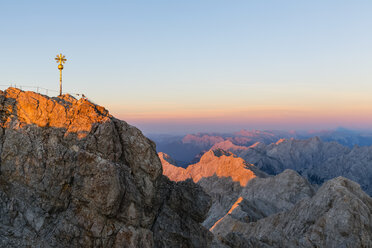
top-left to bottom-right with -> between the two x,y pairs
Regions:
1,1 -> 372,134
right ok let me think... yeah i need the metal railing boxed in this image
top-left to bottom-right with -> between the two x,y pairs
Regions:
0,84 -> 85,98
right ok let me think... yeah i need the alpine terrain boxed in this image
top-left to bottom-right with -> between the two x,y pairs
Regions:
0,88 -> 213,247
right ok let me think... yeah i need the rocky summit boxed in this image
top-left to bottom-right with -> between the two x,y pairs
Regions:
0,88 -> 213,247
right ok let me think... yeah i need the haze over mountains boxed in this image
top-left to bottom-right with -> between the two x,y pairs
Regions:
155,129 -> 372,196
149,128 -> 372,165
157,128 -> 372,246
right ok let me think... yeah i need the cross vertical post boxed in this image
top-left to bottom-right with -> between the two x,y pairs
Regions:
59,68 -> 62,95
55,53 -> 67,96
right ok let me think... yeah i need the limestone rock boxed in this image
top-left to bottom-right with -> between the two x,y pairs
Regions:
152,178 -> 213,248
222,177 -> 372,247
0,88 -> 212,247
210,170 -> 315,238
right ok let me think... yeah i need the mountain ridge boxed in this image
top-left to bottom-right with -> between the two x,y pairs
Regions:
161,149 -> 259,187
159,149 -> 372,247
150,128 -> 372,164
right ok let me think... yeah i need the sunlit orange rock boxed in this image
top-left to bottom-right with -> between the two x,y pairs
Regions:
210,196 -> 244,231
1,87 -> 110,138
0,87 -> 213,247
160,149 -> 257,187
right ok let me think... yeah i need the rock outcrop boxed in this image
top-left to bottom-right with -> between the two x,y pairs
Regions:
210,170 -> 315,238
0,88 -> 213,247
220,177 -> 372,248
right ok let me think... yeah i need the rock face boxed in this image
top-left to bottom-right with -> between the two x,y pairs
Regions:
221,177 -> 372,248
210,170 -> 315,238
152,178 -> 213,248
0,88 -> 212,247
234,137 -> 372,195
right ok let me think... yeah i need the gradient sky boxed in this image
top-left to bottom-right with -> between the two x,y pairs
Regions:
1,1 -> 372,134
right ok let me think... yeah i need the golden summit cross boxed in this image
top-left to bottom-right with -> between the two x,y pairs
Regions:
55,53 -> 67,96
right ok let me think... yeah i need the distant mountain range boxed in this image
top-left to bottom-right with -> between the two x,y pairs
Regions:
217,136 -> 372,195
158,134 -> 372,195
149,128 -> 372,165
155,129 -> 372,246
160,150 -> 372,247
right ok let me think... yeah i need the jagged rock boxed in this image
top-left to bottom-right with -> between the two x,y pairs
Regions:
210,170 -> 315,237
236,137 -> 372,195
162,150 -> 312,233
159,152 -> 189,182
161,149 -> 260,187
241,169 -> 315,211
161,152 -> 315,233
152,128 -> 372,165
160,150 -> 265,230
0,88 -> 212,247
199,176 -> 244,229
221,177 -> 372,248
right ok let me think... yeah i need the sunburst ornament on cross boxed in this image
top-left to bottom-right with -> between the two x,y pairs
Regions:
55,53 -> 67,96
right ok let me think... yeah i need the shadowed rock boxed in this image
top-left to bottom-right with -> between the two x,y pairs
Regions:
237,137 -> 372,195
210,170 -> 315,237
219,177 -> 372,247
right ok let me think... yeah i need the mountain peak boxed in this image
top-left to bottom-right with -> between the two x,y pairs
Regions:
0,88 -> 213,247
158,151 -> 178,166
1,87 -> 110,138
161,148 -> 256,187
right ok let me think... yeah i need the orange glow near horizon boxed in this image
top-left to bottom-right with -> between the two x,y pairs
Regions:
112,104 -> 372,127
107,83 -> 372,132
